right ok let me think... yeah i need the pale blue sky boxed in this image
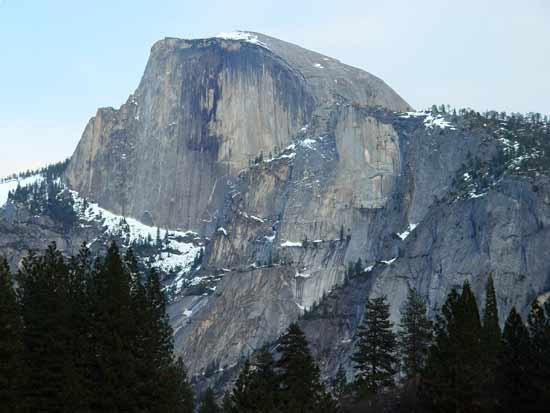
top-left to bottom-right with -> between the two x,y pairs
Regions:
1,0 -> 549,176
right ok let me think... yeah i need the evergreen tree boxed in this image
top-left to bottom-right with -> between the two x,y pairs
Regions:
231,360 -> 255,412
2,243 -> 193,412
252,346 -> 278,411
231,347 -> 278,412
221,392 -> 233,413
332,365 -> 348,403
0,258 -> 22,412
89,241 -> 138,411
397,288 -> 432,380
480,274 -> 501,411
64,243 -> 96,410
163,357 -> 194,413
199,387 -> 221,413
143,268 -> 179,411
481,275 -> 501,350
156,227 -> 162,248
17,244 -> 76,412
527,301 -> 550,410
352,296 -> 397,399
123,247 -> 153,410
420,288 -> 460,412
276,323 -> 334,412
497,307 -> 534,412
420,282 -> 483,412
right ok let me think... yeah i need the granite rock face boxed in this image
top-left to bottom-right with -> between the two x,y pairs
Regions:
65,33 -> 410,233
4,32 -> 549,385
62,33 -> 414,377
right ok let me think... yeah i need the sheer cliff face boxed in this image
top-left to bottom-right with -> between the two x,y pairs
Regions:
65,34 -> 410,233
66,38 -> 314,231
63,33 -> 413,377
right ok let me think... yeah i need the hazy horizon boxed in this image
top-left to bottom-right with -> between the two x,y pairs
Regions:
1,0 -> 549,177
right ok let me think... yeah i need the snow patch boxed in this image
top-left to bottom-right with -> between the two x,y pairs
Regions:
217,227 -> 228,236
278,152 -> 296,160
71,191 -> 203,291
215,31 -> 268,48
280,240 -> 303,247
300,138 -> 317,149
381,257 -> 398,265
397,223 -> 418,240
295,271 -> 311,279
313,63 -> 324,69
469,192 -> 486,199
0,174 -> 44,207
423,113 -> 455,130
400,111 -> 456,130
399,111 -> 427,119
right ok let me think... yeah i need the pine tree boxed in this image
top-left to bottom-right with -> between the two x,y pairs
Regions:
332,365 -> 348,403
90,241 -> 138,411
127,249 -> 154,410
481,275 -> 501,350
164,357 -> 195,413
17,243 -> 77,412
420,288 -> 460,412
221,392 -> 233,413
352,296 -> 397,399
231,360 -> 255,412
456,281 -> 484,408
4,242 -> 193,412
0,257 -> 22,412
231,347 -> 278,412
142,267 -> 178,411
156,227 -> 162,248
252,347 -> 278,411
420,282 -> 483,412
397,288 -> 432,380
199,387 -> 221,413
64,243 -> 95,410
276,323 -> 334,412
527,301 -> 550,410
480,274 -> 501,411
497,307 -> 534,412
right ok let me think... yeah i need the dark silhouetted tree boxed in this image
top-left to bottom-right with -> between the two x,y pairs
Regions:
277,323 -> 335,412
480,274 -> 501,411
199,387 -> 221,413
352,296 -> 397,399
420,282 -> 483,412
497,307 -> 534,412
527,301 -> 550,410
0,257 -> 22,412
398,288 -> 433,380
